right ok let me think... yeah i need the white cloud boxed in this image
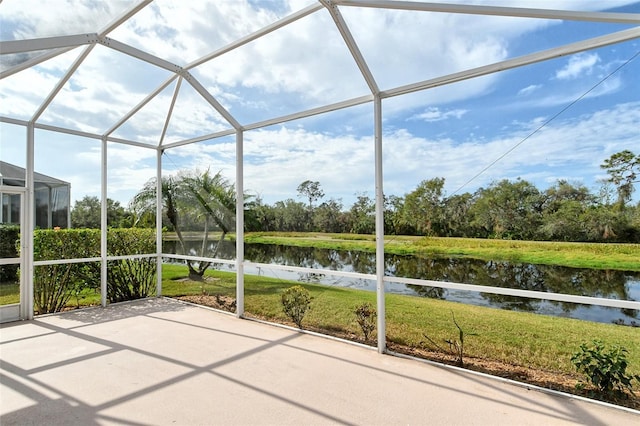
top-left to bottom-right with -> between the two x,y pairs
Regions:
4,97 -> 638,207
0,0 -> 133,39
110,1 -> 287,65
0,49 -> 82,120
379,102 -> 640,199
512,75 -> 622,109
106,145 -> 157,202
555,53 -> 600,80
341,6 -> 511,92
517,84 -> 542,96
158,101 -> 640,205
409,107 -> 468,122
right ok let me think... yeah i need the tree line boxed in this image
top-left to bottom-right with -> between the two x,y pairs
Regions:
71,150 -> 640,243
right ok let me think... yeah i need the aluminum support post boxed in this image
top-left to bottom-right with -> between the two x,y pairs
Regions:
235,130 -> 245,317
100,138 -> 108,307
25,124 -> 35,320
18,189 -> 27,319
156,148 -> 163,297
374,95 -> 385,353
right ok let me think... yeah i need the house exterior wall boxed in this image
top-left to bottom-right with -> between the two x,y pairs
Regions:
0,162 -> 70,229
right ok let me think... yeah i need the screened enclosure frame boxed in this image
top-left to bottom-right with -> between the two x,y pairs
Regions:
1,1 -> 640,351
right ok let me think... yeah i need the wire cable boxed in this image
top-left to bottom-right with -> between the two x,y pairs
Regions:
161,150 -> 184,171
450,49 -> 640,196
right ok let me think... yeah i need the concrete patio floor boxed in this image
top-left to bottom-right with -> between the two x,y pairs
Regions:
1,298 -> 638,425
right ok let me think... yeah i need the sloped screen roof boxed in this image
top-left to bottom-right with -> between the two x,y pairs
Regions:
1,1 -> 639,205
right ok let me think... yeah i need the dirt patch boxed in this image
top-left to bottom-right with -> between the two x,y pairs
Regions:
385,343 -> 639,410
174,276 -> 221,283
171,294 -> 640,410
175,294 -> 236,312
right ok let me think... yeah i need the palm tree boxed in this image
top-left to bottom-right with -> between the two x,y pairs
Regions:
130,174 -> 187,254
130,168 -> 250,280
181,168 -> 238,278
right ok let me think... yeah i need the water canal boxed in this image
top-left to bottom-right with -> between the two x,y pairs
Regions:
164,241 -> 639,326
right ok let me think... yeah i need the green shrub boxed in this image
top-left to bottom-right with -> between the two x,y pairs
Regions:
571,340 -> 640,398
0,225 -> 20,283
32,229 -> 100,314
24,228 -> 157,313
281,285 -> 311,328
106,229 -> 156,303
354,302 -> 376,341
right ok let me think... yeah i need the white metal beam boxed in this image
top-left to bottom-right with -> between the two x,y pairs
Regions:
105,74 -> 179,137
161,129 -> 237,150
236,130 -> 245,318
382,26 -> 640,99
158,77 -> 183,147
3,120 -> 98,139
31,44 -> 96,122
32,255 -> 154,266
374,95 -> 385,354
321,0 -> 379,94
387,276 -> 640,311
185,3 -> 324,70
105,136 -> 161,149
0,34 -> 98,55
25,124 -> 35,320
19,119 -> 156,148
163,254 -> 234,266
98,37 -> 183,74
16,188 -> 27,320
0,46 -> 76,80
156,148 -> 163,298
336,0 -> 640,24
3,115 -> 166,151
152,250 -> 640,312
182,71 -> 242,130
0,117 -> 28,126
100,137 -> 108,307
244,94 -> 373,131
33,258 -> 101,267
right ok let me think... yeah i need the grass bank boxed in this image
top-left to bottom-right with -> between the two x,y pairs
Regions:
0,283 -> 20,305
242,232 -> 640,271
161,264 -> 640,380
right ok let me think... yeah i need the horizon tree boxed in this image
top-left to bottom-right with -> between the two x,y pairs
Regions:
71,195 -> 132,228
470,179 -> 543,240
600,150 -> 640,209
297,180 -> 324,211
297,180 -> 324,230
400,178 -> 446,236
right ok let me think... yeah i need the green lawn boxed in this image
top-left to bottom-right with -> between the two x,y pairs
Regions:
161,264 -> 640,378
0,282 -> 103,311
0,282 -> 20,305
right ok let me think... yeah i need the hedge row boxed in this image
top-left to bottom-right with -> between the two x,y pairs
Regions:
0,225 -> 20,283
29,228 -> 157,314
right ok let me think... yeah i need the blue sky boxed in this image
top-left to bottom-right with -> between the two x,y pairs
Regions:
1,0 -> 639,208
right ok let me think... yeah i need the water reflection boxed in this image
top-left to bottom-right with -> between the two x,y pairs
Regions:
164,241 -> 639,325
